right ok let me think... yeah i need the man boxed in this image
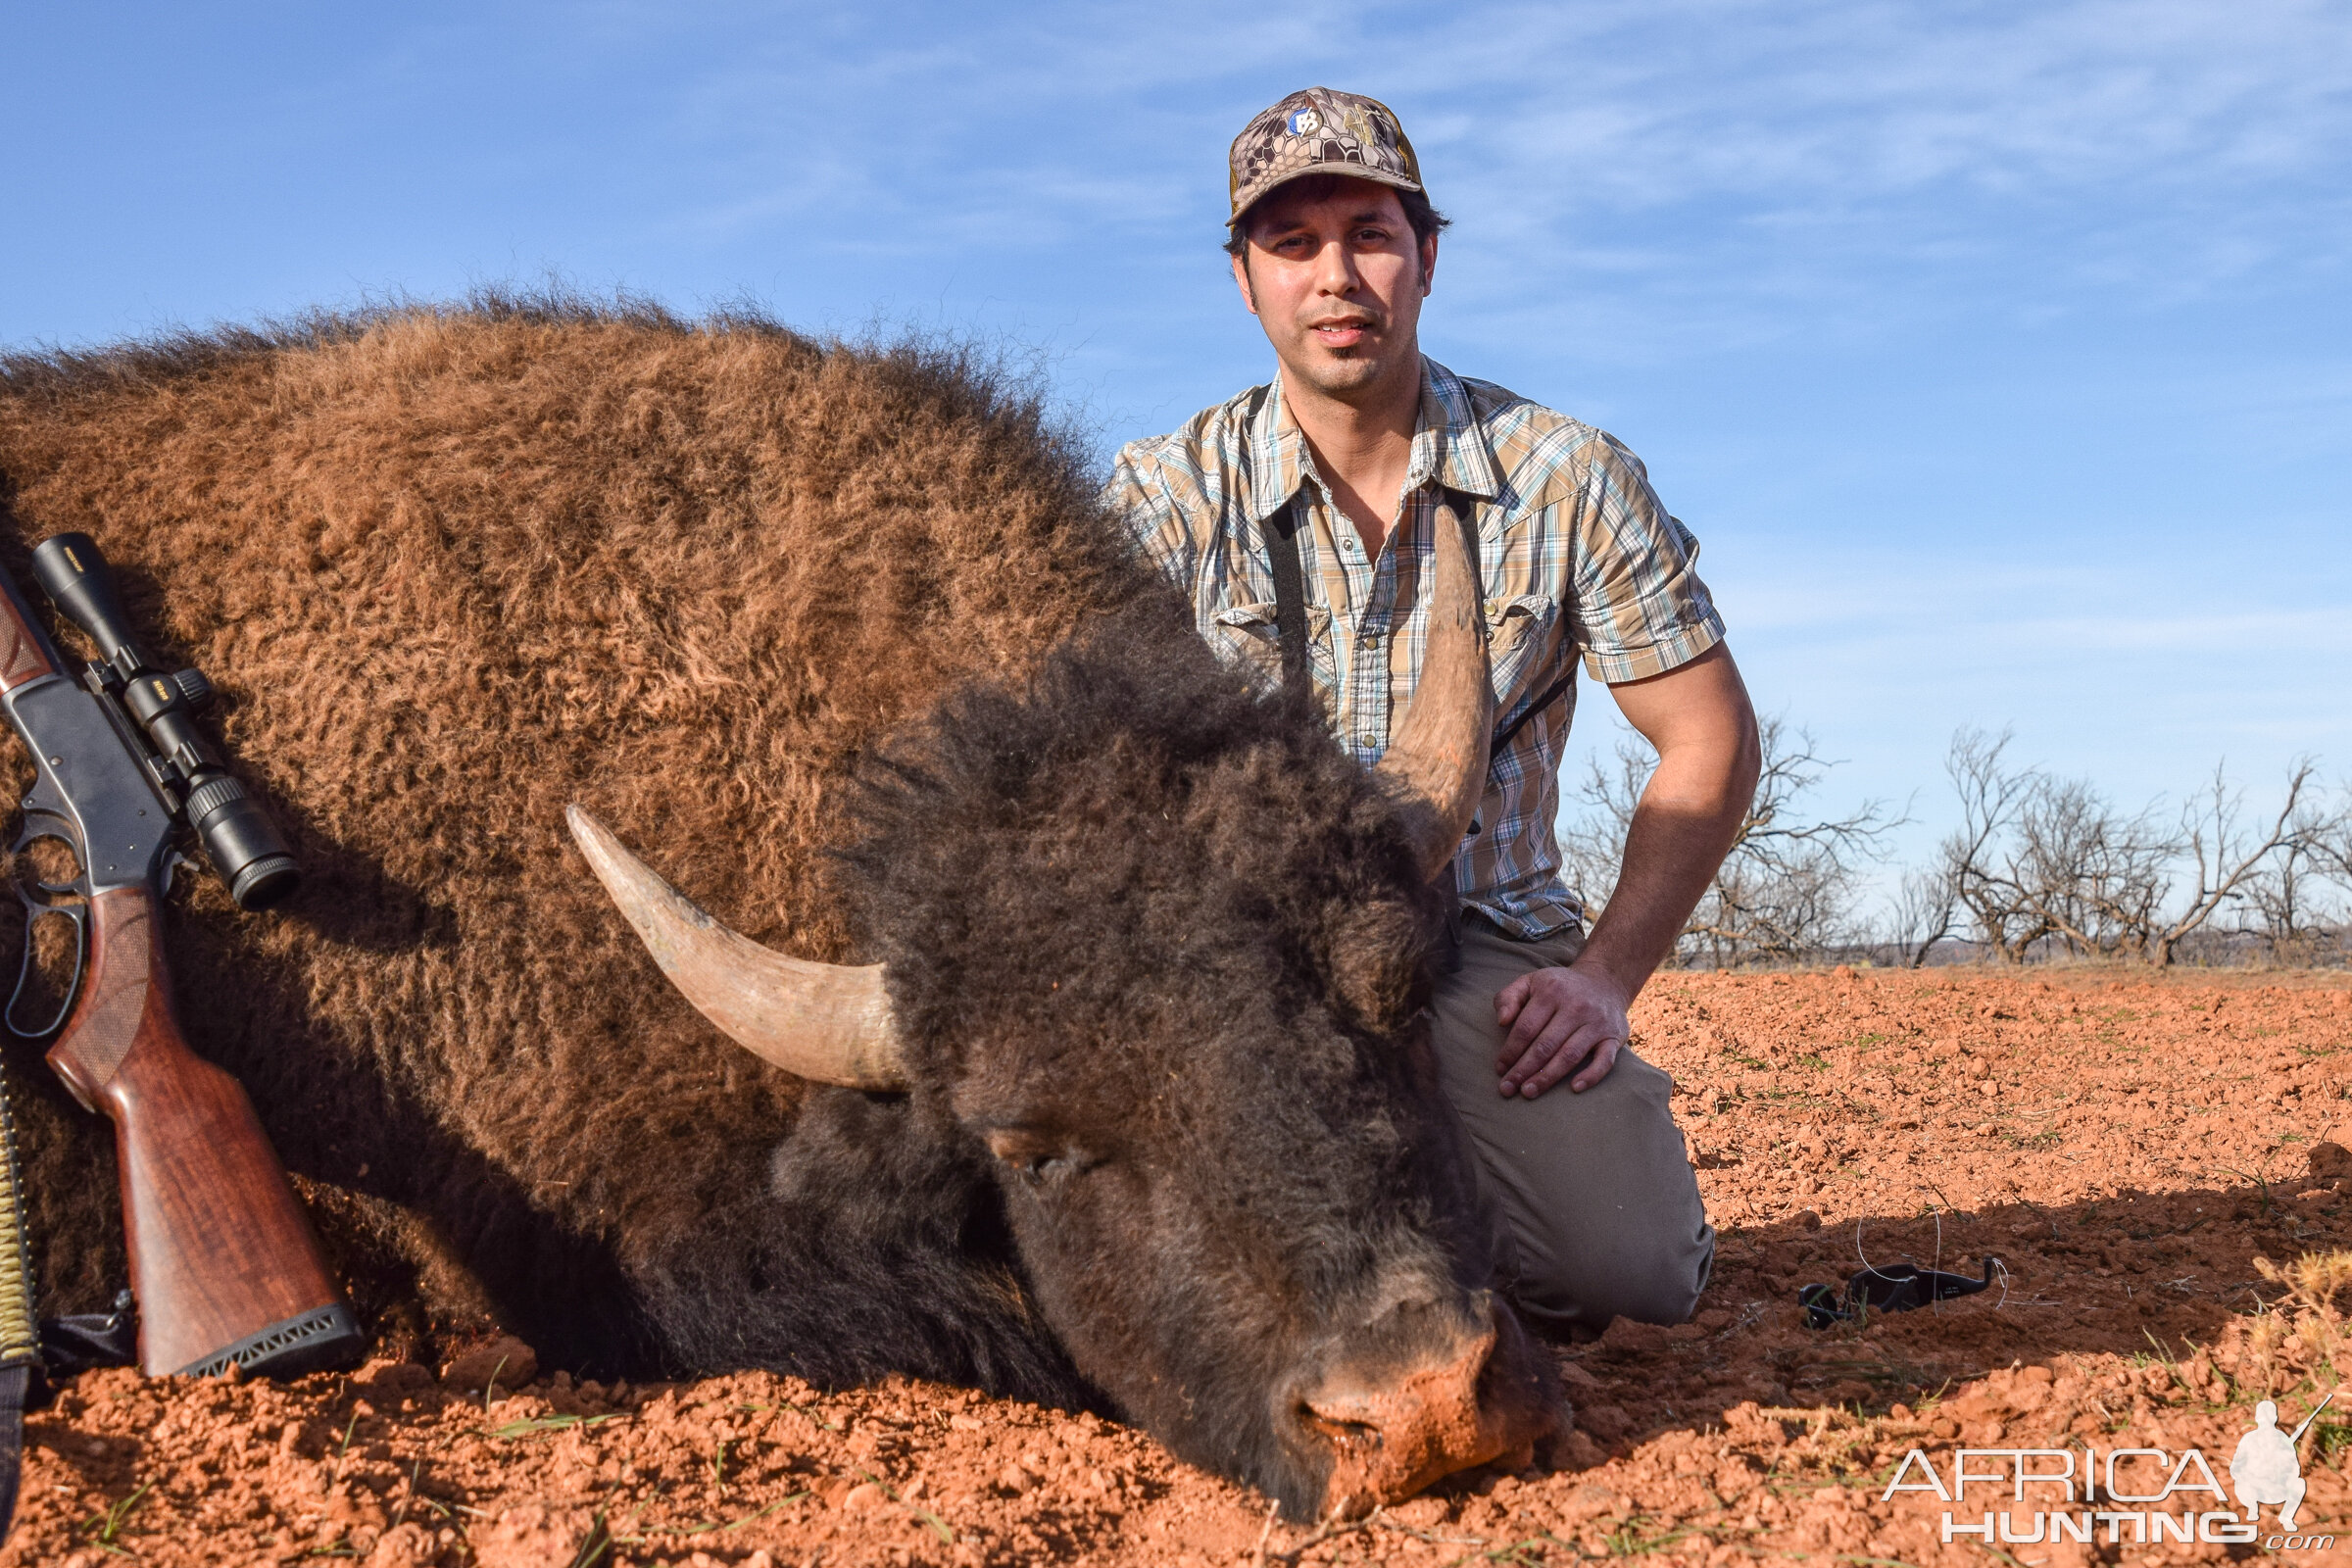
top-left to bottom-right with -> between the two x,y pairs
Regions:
2231,1400 -> 2308,1531
1103,88 -> 1761,1336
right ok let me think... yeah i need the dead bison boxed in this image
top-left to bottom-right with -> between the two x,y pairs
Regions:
0,299 -> 1556,1520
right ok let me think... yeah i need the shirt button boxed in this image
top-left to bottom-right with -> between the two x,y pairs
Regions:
1357,730 -> 1378,748
1362,633 -> 1382,651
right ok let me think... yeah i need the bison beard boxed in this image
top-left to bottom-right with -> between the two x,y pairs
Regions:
0,295 -> 1558,1519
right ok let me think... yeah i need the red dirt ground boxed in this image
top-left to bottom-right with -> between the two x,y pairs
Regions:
13,966 -> 2352,1567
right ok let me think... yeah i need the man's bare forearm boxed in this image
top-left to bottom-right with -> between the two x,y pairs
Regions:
1577,644 -> 1761,1002
1492,644 -> 1757,1098
1577,746 -> 1757,1002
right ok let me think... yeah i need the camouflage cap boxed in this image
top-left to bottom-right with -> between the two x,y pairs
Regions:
1227,87 -> 1425,227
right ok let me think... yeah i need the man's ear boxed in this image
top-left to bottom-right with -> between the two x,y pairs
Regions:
1231,250 -> 1259,316
1420,231 -> 1439,297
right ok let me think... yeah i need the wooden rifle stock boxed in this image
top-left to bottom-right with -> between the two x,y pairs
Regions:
44,887 -> 356,1376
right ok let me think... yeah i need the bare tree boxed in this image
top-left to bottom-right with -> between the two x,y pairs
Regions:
2149,760 -> 2321,965
1563,715 -> 1903,966
2317,791 -> 2352,885
2230,781 -> 2352,962
1930,728 -> 2328,965
2014,774 -> 2177,958
1933,729 -> 2174,960
1936,728 -> 2060,961
1886,863 -> 1959,968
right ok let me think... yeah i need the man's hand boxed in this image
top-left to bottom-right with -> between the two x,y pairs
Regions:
1494,962 -> 1631,1098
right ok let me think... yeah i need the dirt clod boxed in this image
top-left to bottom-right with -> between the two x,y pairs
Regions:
470,1503 -> 597,1568
441,1336 -> 538,1394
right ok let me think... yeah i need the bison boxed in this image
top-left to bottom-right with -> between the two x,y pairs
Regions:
0,296 -> 1559,1520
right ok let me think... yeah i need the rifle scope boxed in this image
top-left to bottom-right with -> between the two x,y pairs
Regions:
28,533 -> 300,910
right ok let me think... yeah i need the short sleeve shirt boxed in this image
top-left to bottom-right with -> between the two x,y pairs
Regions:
1103,357 -> 1724,939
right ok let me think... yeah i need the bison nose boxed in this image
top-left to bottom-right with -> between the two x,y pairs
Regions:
1296,1295 -> 1558,1520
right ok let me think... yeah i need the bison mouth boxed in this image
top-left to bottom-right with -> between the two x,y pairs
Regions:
1285,1290 -> 1560,1520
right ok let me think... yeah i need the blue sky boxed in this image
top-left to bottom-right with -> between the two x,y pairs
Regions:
6,2 -> 2348,907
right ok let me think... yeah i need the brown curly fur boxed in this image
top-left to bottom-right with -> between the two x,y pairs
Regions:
0,295 -> 1149,1315
0,297 -> 1552,1518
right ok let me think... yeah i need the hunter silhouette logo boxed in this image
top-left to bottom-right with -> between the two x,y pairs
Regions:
1886,1392 -> 2340,1549
2232,1394 -> 2332,1532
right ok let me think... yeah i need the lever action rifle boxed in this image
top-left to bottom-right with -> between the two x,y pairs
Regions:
0,532 -> 360,1381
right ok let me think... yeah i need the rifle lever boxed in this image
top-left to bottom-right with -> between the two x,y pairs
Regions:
4,816 -> 88,1040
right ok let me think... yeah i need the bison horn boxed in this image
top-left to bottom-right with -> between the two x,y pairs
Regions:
1372,499 -> 1494,885
565,805 -> 909,1091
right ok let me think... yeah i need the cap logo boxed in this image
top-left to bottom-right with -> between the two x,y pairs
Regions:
1286,107 -> 1322,137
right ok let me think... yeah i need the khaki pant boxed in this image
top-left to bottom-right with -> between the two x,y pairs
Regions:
1431,916 -> 1714,1337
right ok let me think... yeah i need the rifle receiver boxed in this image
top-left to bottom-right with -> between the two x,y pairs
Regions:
29,535 -> 298,909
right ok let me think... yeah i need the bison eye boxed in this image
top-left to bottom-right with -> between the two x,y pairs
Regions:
984,1129 -> 1087,1187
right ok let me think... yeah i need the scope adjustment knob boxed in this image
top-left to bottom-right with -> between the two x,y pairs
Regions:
184,775 -> 248,827
172,669 -> 215,710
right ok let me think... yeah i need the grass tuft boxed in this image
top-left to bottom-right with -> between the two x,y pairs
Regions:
81,1481 -> 152,1556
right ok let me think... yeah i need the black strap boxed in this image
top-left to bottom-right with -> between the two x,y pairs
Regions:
0,1361 -> 24,1546
1492,669 -> 1573,757
39,1292 -> 135,1374
1263,501 -> 1310,694
0,1053 -> 36,1552
0,1297 -> 138,1544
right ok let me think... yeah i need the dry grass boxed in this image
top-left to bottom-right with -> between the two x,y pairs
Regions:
2230,1249 -> 2352,1400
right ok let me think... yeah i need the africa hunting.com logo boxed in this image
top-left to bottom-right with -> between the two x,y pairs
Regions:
1883,1394 -> 2337,1551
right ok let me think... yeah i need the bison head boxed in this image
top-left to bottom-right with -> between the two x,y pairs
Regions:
571,508 -> 1561,1519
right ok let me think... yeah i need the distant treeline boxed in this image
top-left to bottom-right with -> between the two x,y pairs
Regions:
1563,722 -> 2351,970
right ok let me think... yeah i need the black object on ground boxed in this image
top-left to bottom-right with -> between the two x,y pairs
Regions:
1800,1258 -> 1997,1329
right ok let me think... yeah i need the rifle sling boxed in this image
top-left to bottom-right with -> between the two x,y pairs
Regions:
1493,669 -> 1573,756
1264,501 -> 1310,694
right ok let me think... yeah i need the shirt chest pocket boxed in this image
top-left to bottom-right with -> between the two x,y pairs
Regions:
1485,594 -> 1563,704
1213,602 -> 1336,692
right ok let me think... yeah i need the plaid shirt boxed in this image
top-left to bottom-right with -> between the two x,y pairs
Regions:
1104,357 -> 1725,939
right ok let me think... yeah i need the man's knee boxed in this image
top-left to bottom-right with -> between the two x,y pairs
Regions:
1508,1206 -> 1716,1334
1452,1049 -> 1716,1334
1629,1226 -> 1715,1325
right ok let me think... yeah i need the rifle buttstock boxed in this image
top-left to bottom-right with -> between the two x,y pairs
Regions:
47,887 -> 359,1377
